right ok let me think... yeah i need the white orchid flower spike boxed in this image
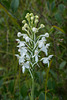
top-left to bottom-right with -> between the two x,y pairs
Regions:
15,13 -> 53,79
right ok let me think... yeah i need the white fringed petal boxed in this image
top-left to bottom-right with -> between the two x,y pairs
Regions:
17,41 -> 25,47
22,66 -> 25,73
41,55 -> 53,67
22,34 -> 30,42
22,61 -> 30,73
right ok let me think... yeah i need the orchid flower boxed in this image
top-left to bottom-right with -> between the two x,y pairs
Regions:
41,55 -> 53,67
22,61 -> 30,73
22,34 -> 30,42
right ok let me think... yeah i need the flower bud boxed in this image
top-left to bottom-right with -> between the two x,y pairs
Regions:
22,27 -> 25,30
30,13 -> 34,16
31,16 -> 34,20
40,24 -> 45,28
25,13 -> 30,18
22,20 -> 26,24
35,19 -> 38,24
24,23 -> 28,27
35,15 -> 39,19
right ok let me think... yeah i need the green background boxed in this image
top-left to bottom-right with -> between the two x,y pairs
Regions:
0,0 -> 67,100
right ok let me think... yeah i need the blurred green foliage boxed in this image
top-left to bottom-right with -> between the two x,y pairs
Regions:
0,0 -> 67,100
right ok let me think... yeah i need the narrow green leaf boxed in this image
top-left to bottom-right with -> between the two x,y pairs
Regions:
8,80 -> 14,94
52,25 -> 65,34
20,84 -> 27,97
51,1 -> 55,11
47,79 -> 52,89
50,70 -> 57,79
58,4 -> 65,13
39,92 -> 45,100
59,61 -> 66,69
11,0 -> 19,12
55,13 -> 63,24
47,1 -> 50,10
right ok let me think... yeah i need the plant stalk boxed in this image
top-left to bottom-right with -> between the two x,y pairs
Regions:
45,60 -> 52,100
31,77 -> 34,100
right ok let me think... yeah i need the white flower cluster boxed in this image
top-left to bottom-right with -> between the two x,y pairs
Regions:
16,13 -> 53,78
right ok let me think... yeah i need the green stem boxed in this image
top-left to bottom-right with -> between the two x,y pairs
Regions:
31,77 -> 34,100
45,85 -> 47,100
30,31 -> 35,100
45,60 -> 52,100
